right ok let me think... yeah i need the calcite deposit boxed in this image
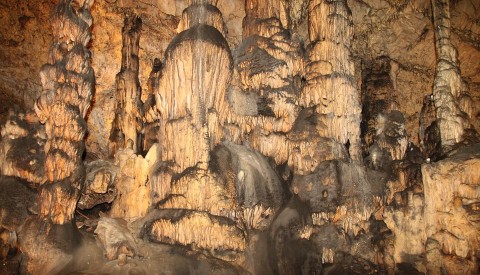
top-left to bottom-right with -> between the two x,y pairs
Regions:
0,0 -> 479,274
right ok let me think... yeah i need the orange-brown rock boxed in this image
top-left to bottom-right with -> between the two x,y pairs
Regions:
33,0 -> 95,225
142,58 -> 162,153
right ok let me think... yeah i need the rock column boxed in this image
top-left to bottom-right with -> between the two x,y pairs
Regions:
431,0 -> 474,152
34,0 -> 95,225
109,15 -> 144,156
301,0 -> 362,160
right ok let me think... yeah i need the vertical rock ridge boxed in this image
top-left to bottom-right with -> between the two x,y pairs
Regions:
109,14 -> 144,157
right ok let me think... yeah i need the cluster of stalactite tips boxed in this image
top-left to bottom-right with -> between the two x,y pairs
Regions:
0,0 -> 479,274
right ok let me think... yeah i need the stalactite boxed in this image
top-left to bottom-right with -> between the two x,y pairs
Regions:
33,0 -> 95,225
109,14 -> 144,157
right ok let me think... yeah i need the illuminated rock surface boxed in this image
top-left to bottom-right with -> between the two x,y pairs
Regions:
0,0 -> 479,274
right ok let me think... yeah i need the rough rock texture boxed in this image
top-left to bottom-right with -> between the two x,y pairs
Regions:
32,0 -> 94,225
17,0 -> 95,273
422,144 -> 480,273
109,144 -> 159,220
0,108 -> 45,185
301,0 -> 362,160
109,14 -> 144,156
431,0 -> 475,153
0,0 -> 480,274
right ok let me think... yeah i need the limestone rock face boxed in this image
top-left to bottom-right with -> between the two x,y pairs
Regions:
1,0 -> 480,274
422,144 -> 480,273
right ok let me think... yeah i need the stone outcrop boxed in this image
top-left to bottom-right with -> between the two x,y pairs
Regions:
422,144 -> 480,274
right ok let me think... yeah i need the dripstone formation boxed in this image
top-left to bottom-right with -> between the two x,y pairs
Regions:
0,0 -> 479,274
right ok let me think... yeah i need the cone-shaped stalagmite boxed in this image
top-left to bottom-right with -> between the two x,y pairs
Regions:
149,1 -> 246,258
155,13 -> 232,171
109,15 -> 144,156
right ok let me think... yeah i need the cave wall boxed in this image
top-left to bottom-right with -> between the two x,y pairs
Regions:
0,0 -> 479,274
1,0 -> 479,144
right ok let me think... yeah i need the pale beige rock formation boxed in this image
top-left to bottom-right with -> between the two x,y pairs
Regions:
431,0 -> 476,152
155,23 -> 232,171
95,217 -> 138,261
109,144 -> 158,221
148,1 -> 247,259
422,144 -> 480,273
301,0 -> 362,160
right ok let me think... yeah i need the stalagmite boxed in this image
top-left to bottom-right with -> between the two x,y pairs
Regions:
109,15 -> 144,156
301,0 -> 361,160
155,23 -> 232,171
148,0 -> 247,259
17,0 -> 95,272
33,0 -> 95,226
431,0 -> 476,152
